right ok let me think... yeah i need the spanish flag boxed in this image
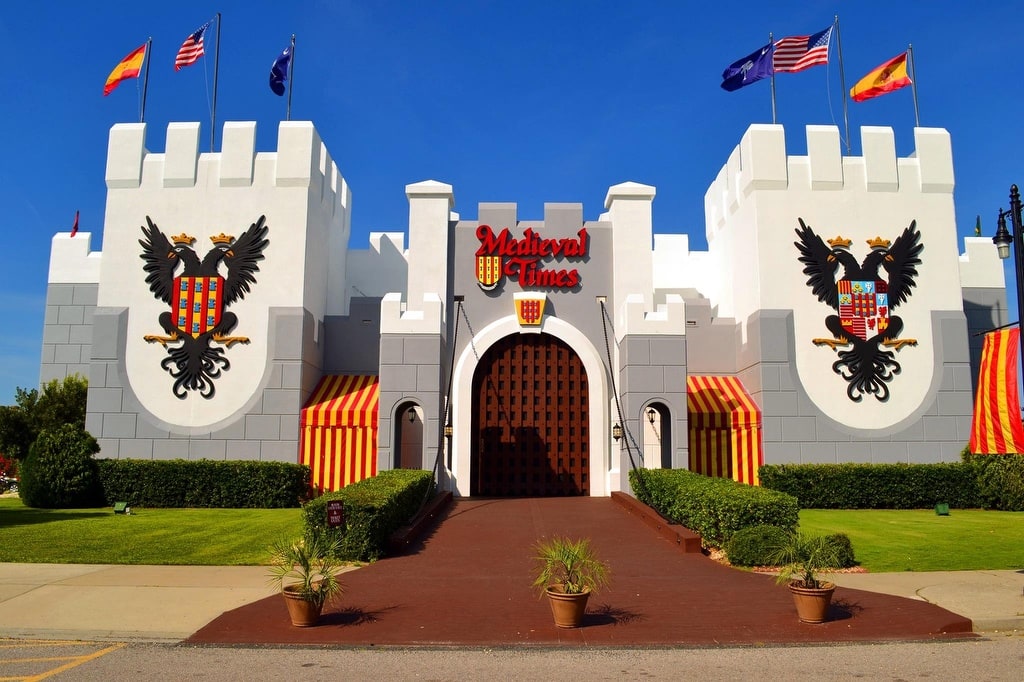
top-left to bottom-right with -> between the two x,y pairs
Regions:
969,328 -> 1024,454
850,52 -> 912,102
104,44 -> 147,96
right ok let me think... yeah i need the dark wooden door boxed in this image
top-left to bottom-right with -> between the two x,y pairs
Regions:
471,333 -> 589,496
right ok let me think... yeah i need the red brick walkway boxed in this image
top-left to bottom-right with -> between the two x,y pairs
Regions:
187,497 -> 973,646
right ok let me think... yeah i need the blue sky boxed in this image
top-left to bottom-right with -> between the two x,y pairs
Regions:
2,1 -> 1023,403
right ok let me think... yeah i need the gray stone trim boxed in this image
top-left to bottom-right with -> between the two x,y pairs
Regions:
85,306 -> 318,463
750,309 -> 974,465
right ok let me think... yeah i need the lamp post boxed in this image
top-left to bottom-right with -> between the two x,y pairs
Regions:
992,183 -> 1024,379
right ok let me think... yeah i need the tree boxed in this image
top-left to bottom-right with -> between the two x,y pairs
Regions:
0,375 -> 88,462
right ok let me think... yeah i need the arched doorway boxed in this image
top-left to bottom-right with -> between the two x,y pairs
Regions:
471,333 -> 589,496
643,403 -> 672,469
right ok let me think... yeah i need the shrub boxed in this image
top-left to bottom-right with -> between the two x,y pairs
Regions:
18,424 -> 102,508
96,459 -> 309,508
303,469 -> 435,562
825,533 -> 857,568
725,524 -> 791,567
969,453 -> 1024,511
758,462 -> 981,509
630,469 -> 799,548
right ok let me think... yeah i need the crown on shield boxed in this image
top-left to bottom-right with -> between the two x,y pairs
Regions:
210,233 -> 234,245
826,235 -> 852,249
866,236 -> 891,250
171,233 -> 196,246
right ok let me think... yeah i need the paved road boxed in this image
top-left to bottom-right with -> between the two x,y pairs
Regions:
4,637 -> 1023,681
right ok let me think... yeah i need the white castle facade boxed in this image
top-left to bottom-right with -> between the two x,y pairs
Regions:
41,120 -> 1007,497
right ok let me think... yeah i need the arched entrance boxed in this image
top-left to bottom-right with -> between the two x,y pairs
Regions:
471,333 -> 590,496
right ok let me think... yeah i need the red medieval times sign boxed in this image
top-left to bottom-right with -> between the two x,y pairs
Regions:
474,225 -> 588,291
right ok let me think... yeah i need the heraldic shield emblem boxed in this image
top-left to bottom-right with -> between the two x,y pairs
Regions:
514,293 -> 546,327
794,218 -> 922,403
838,279 -> 889,341
139,215 -> 270,399
477,255 -> 503,291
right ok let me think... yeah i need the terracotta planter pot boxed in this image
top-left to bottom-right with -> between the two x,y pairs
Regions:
545,586 -> 591,628
788,581 -> 835,624
281,586 -> 325,627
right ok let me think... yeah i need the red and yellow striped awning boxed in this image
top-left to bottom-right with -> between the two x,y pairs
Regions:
300,375 -> 379,494
687,375 -> 763,485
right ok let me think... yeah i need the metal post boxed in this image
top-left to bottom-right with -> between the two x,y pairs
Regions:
1010,185 -> 1024,383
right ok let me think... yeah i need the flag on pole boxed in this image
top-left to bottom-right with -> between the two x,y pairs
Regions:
269,45 -> 292,96
773,26 -> 832,73
104,44 -> 147,96
720,42 -> 774,92
175,20 -> 212,71
969,327 -> 1024,454
70,210 -> 79,238
850,52 -> 912,102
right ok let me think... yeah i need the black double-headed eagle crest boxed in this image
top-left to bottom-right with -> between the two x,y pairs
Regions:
794,218 -> 923,402
139,215 -> 270,398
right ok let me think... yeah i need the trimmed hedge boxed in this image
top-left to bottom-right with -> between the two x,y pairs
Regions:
630,469 -> 799,548
96,459 -> 310,508
303,469 -> 435,562
758,462 -> 982,509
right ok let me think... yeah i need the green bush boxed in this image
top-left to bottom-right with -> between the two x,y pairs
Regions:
967,453 -> 1024,511
825,533 -> 857,568
725,524 -> 791,567
96,459 -> 309,508
630,469 -> 799,548
758,462 -> 981,509
303,469 -> 435,562
18,424 -> 102,508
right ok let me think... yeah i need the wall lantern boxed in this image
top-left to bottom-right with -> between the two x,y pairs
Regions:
444,424 -> 453,438
407,407 -> 416,423
612,423 -> 623,441
647,408 -> 657,425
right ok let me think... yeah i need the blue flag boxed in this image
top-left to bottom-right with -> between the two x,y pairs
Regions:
269,45 -> 292,96
721,42 -> 774,92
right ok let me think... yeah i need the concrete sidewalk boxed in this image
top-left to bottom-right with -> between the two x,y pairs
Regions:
0,563 -> 1021,644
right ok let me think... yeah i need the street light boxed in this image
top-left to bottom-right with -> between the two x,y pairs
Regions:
992,183 -> 1024,380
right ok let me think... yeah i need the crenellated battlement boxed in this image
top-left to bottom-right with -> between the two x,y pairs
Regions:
703,125 -> 954,242
105,120 -> 348,214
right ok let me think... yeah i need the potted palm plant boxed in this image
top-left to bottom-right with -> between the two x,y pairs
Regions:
767,531 -> 844,624
267,535 -> 346,627
532,536 -> 610,628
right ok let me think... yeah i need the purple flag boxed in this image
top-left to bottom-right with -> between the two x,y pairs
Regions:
721,42 -> 774,91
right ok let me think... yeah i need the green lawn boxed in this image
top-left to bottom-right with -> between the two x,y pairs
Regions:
3,496 -> 1023,571
798,509 -> 1024,572
0,497 -> 303,565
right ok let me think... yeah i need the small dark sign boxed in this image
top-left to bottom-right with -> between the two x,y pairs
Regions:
327,500 -> 345,528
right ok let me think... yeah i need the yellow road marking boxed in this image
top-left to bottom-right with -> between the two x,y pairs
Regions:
0,641 -> 126,682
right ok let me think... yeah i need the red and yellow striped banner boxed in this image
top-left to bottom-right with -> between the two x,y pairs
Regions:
300,375 -> 379,493
686,375 -> 763,485
970,328 -> 1024,454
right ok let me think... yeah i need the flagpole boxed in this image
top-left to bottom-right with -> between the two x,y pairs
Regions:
834,15 -> 851,154
140,37 -> 152,123
907,43 -> 921,127
768,32 -> 776,124
287,34 -> 296,121
211,13 -> 222,151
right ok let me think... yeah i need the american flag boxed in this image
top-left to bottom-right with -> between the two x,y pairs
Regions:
175,21 -> 212,71
773,26 -> 832,73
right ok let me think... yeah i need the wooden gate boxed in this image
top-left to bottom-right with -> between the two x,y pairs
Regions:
472,333 -> 590,496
